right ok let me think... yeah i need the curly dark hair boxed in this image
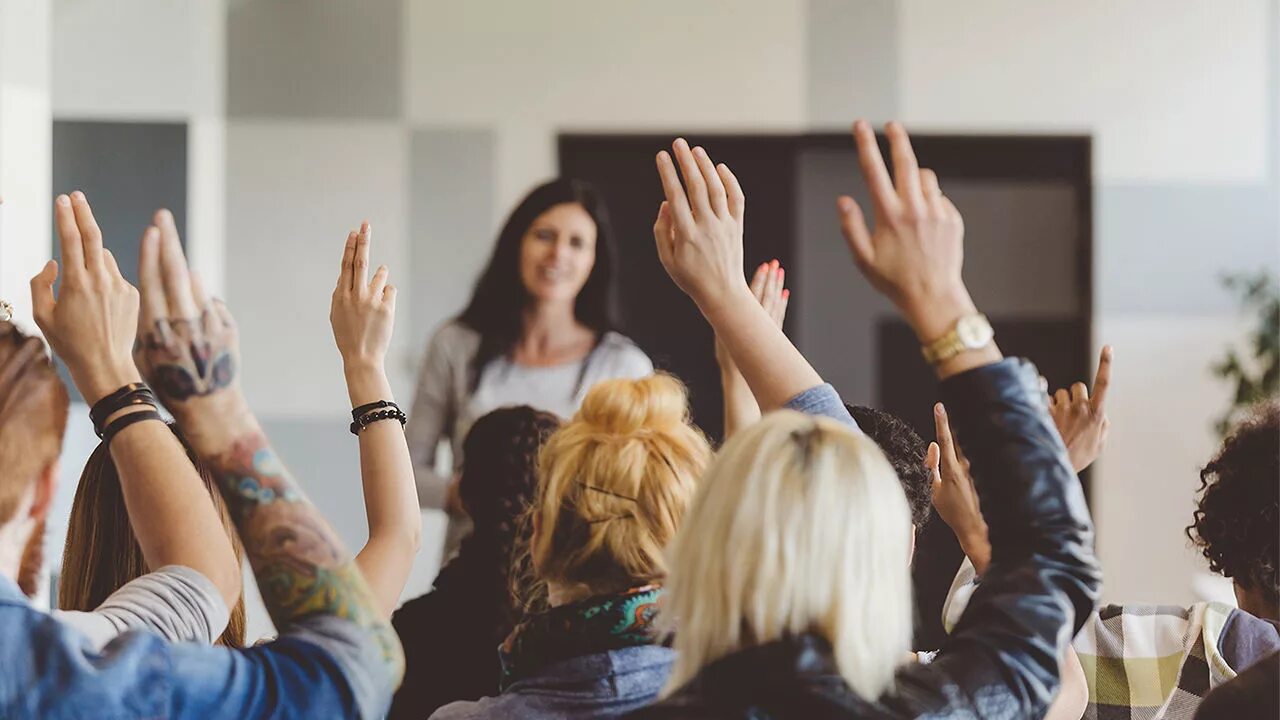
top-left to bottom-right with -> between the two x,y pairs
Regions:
433,406 -> 561,641
1186,399 -> 1278,605
846,404 -> 933,528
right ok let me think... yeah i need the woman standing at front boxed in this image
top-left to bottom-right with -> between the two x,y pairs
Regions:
408,179 -> 653,560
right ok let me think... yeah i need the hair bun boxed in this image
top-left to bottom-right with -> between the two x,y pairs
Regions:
576,374 -> 688,436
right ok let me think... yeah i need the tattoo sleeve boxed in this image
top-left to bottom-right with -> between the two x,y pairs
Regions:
211,431 -> 404,676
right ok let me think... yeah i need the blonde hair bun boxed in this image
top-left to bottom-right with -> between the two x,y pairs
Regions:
574,374 -> 689,436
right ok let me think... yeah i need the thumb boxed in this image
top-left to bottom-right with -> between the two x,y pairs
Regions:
836,196 -> 873,269
653,201 -> 676,270
29,260 -> 58,326
926,441 -> 942,487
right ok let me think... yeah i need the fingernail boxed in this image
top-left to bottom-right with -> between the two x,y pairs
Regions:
71,191 -> 84,201
934,403 -> 944,416
56,195 -> 70,206
674,138 -> 688,149
777,268 -> 785,279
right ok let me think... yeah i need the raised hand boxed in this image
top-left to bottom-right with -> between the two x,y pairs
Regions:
330,222 -> 398,401
133,209 -> 246,449
837,122 -> 998,381
715,260 -> 789,368
929,402 -> 991,574
1048,346 -> 1113,472
653,138 -> 751,317
717,260 -> 791,438
30,193 -> 141,404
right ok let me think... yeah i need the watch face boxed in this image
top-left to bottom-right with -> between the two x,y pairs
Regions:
956,315 -> 994,348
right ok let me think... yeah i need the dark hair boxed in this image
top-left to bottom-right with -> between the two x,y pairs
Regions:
456,178 -> 620,392
846,404 -> 933,528
434,406 -> 560,644
1186,400 -> 1279,605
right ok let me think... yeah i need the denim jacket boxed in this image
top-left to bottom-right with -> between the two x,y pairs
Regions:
430,645 -> 674,719
0,575 -> 396,719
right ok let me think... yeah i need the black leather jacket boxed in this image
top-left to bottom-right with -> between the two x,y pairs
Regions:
629,359 -> 1102,719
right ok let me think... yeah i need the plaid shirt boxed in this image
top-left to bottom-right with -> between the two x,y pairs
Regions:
942,559 -> 1279,719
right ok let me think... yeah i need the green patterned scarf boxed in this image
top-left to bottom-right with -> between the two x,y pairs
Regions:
498,584 -> 664,690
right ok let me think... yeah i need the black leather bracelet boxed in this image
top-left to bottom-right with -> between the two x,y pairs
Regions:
91,383 -> 158,438
349,407 -> 407,435
102,409 -> 164,445
351,399 -> 400,422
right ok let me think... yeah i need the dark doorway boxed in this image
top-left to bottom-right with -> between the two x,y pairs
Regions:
560,132 -> 1092,650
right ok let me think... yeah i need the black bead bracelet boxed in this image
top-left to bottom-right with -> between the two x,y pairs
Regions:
349,403 -> 407,435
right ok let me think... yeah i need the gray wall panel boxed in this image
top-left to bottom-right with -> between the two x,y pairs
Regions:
806,0 -> 899,127
227,0 -> 403,119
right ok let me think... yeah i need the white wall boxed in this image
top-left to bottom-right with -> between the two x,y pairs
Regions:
405,0 -> 808,214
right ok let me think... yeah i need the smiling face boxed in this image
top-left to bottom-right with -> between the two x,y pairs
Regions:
518,202 -> 598,306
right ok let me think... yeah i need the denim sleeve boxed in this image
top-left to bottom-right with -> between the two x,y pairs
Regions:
782,383 -> 859,430
166,615 -> 396,719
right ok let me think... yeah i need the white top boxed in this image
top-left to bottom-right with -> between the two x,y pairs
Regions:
407,320 -> 653,508
54,564 -> 229,650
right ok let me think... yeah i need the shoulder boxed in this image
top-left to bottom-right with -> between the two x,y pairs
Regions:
429,320 -> 481,355
1217,605 -> 1280,673
594,332 -> 653,377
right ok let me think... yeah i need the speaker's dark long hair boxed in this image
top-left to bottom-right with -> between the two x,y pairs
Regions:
456,178 -> 621,392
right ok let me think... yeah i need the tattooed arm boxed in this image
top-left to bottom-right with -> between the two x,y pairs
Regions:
330,222 -> 421,617
132,211 -> 404,691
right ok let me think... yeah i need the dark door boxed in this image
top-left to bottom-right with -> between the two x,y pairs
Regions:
560,135 -> 798,441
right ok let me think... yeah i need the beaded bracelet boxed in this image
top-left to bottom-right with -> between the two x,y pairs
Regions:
349,406 -> 407,435
102,409 -> 164,445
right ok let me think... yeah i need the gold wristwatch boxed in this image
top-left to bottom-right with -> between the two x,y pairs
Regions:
921,314 -> 994,364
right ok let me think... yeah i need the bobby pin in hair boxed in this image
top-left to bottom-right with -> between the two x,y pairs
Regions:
576,481 -> 638,503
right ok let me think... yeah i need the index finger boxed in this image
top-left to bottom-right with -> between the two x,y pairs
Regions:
338,230 -> 357,290
656,151 -> 696,232
1091,345 -> 1113,410
885,122 -> 923,209
70,192 -> 106,270
155,209 -> 198,317
852,120 -> 899,218
933,402 -> 960,463
354,222 -> 371,291
53,195 -> 85,275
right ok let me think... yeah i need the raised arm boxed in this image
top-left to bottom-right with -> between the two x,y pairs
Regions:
130,208 -> 404,707
835,121 -> 1100,716
654,140 -> 826,412
31,196 -> 240,613
717,260 -> 789,439
330,222 -> 421,617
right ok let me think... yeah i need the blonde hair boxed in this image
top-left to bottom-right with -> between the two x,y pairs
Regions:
59,426 -> 246,647
661,410 -> 914,701
526,373 -> 710,600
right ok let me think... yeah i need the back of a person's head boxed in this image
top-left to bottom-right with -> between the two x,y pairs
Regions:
1187,399 -> 1279,607
846,404 -> 932,528
529,373 -> 710,598
662,410 -> 914,701
460,405 -> 561,530
58,424 -> 247,647
0,322 -> 69,525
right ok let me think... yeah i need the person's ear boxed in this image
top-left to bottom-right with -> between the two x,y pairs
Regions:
28,459 -> 58,522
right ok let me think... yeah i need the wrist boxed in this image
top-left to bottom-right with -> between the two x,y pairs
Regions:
344,363 -> 394,407
698,283 -> 757,332
78,366 -> 144,406
900,285 -> 978,344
